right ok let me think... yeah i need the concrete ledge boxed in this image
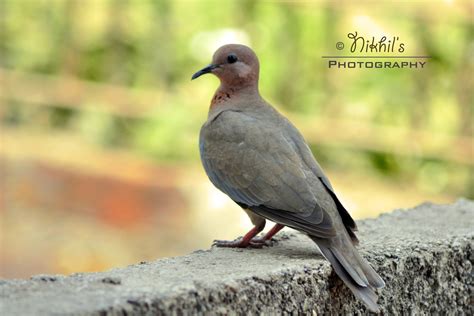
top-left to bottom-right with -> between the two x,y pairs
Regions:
1,199 -> 473,315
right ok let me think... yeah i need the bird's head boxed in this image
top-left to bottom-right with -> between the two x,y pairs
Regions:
192,44 -> 259,89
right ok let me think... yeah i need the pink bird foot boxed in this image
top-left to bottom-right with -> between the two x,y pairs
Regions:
212,223 -> 284,248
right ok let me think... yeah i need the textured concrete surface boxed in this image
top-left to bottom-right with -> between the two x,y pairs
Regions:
1,199 -> 473,315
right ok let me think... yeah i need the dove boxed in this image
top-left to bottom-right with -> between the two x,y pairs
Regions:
192,44 -> 385,312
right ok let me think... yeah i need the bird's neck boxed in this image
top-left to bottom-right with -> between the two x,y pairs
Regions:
210,83 -> 260,108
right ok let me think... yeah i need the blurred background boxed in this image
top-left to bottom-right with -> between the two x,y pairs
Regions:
1,0 -> 472,279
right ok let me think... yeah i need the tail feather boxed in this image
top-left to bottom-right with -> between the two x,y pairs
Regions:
312,236 -> 384,313
352,249 -> 385,288
331,247 -> 368,287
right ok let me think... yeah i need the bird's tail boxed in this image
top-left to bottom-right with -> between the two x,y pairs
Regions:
310,235 -> 385,313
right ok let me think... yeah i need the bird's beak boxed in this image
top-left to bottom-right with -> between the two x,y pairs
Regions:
191,64 -> 219,80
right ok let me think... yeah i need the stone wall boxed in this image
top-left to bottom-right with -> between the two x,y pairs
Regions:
1,199 -> 472,315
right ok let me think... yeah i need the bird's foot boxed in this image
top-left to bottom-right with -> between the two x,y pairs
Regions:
250,236 -> 276,247
212,236 -> 273,248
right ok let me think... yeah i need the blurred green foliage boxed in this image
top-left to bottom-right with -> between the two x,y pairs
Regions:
1,0 -> 472,198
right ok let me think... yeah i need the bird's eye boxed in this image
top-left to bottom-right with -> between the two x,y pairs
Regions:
227,54 -> 238,64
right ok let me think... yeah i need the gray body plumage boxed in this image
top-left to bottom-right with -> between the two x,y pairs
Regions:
201,100 -> 337,235
200,97 -> 384,311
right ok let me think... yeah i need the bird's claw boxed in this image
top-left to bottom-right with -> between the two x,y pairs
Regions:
249,237 -> 273,248
212,236 -> 273,248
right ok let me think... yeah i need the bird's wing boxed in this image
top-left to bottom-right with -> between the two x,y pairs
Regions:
200,110 -> 337,238
283,123 -> 358,238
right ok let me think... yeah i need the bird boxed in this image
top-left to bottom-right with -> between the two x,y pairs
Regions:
192,44 -> 385,312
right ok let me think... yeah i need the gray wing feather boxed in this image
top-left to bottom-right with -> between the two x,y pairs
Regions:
285,123 -> 358,235
200,110 -> 337,238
